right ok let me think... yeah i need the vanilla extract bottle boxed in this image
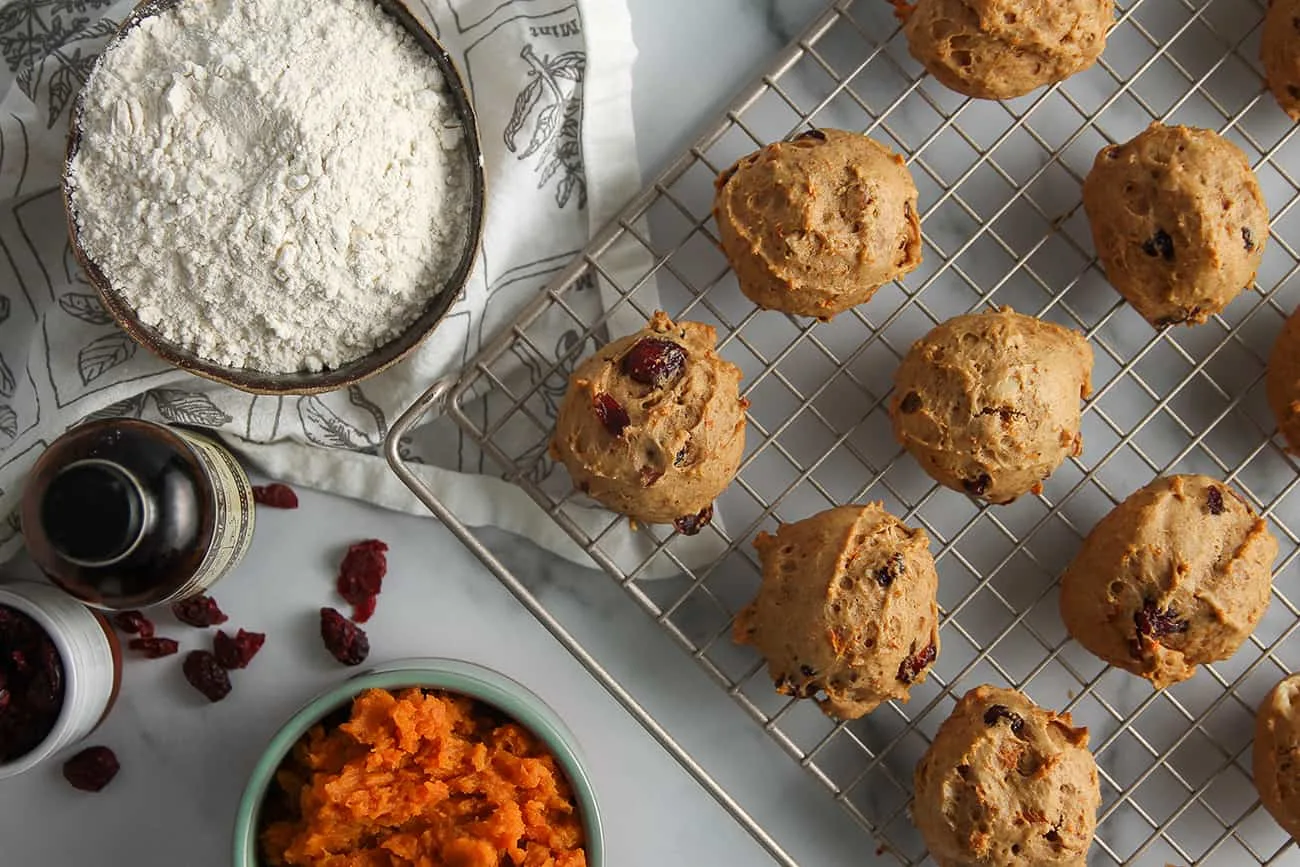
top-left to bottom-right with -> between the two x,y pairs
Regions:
21,418 -> 255,610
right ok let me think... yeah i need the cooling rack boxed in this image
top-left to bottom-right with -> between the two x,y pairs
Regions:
387,0 -> 1300,863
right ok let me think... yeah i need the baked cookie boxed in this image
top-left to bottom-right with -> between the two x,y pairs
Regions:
549,311 -> 747,532
898,0 -> 1115,100
733,504 -> 939,720
889,308 -> 1093,505
1059,475 -> 1277,689
713,128 -> 922,320
1263,0 -> 1300,120
1254,673 -> 1300,840
1267,304 -> 1300,453
913,685 -> 1101,866
1082,123 -> 1268,327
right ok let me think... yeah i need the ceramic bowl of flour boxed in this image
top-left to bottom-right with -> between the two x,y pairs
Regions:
61,0 -> 485,395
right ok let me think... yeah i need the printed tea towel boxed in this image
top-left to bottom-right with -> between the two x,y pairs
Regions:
0,0 -> 677,569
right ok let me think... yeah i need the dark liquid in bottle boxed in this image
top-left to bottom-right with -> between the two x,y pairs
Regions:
22,419 -> 217,609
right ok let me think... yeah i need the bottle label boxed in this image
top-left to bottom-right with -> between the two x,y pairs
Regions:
168,430 -> 256,601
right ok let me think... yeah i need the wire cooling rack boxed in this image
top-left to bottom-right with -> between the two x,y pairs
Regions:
388,0 -> 1300,863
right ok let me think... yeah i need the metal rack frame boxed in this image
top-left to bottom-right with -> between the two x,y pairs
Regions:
387,1 -> 1300,863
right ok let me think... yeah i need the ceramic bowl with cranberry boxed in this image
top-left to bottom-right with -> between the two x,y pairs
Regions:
0,581 -> 121,779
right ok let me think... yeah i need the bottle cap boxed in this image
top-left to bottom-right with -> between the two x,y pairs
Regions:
39,459 -> 149,568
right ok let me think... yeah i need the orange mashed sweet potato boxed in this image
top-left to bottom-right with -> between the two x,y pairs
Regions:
261,688 -> 588,867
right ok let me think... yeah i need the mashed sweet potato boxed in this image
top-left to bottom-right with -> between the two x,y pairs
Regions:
261,688 -> 588,867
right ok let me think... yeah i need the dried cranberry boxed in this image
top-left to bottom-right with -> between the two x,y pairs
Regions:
875,553 -> 906,588
62,746 -> 119,792
213,629 -> 265,670
0,606 -> 64,762
621,338 -> 687,388
172,595 -> 229,628
182,650 -> 232,702
1243,227 -> 1256,251
128,637 -> 179,659
252,483 -> 299,509
592,392 -> 630,437
673,505 -> 714,536
1142,229 -> 1175,261
320,608 -> 369,666
983,704 -> 1025,734
796,128 -> 828,142
1207,486 -> 1225,516
351,595 -> 378,624
899,391 -> 922,414
112,610 -> 155,638
897,642 -> 937,684
962,474 -> 992,497
1133,600 -> 1190,652
337,540 -> 388,623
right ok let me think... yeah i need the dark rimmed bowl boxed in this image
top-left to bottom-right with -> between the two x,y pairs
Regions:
62,0 -> 485,395
232,658 -> 604,866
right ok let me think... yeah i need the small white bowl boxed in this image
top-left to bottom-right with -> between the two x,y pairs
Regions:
0,581 -> 121,779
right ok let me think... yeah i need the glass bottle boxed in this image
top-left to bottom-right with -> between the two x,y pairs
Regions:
20,418 -> 255,609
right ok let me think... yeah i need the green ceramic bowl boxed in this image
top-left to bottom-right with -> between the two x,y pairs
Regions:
232,658 -> 603,866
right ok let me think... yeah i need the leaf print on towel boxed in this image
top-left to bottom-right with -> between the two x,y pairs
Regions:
58,292 -> 112,325
297,394 -> 378,450
0,406 -> 16,439
1,1 -> 116,126
504,45 -> 586,210
151,389 -> 232,427
0,294 -> 10,325
0,354 -> 14,399
77,332 -> 135,385
81,393 -> 146,424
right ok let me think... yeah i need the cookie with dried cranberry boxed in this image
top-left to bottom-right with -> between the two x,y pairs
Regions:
712,128 -> 922,320
890,308 -> 1093,505
912,685 -> 1101,866
1082,123 -> 1268,328
1263,0 -> 1300,120
899,0 -> 1115,99
1059,475 -> 1276,689
549,311 -> 747,530
1253,673 -> 1300,839
1266,304 -> 1300,454
732,503 -> 940,720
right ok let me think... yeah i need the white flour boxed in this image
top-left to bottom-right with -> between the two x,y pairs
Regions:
69,0 -> 471,373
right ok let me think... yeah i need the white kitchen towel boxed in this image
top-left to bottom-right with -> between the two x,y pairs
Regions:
0,0 -> 713,573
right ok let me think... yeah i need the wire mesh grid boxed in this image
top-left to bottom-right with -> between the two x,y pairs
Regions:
395,0 -> 1300,863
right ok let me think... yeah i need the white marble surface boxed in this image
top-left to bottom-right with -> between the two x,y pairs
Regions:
0,2 -> 892,866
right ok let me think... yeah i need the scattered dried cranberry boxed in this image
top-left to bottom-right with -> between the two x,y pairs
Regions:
213,629 -> 265,670
897,642 -> 937,684
875,553 -> 906,588
983,704 -> 1026,734
112,610 -> 155,639
182,650 -> 232,702
252,483 -> 299,509
673,504 -> 714,536
796,128 -> 828,142
1133,600 -> 1189,653
592,392 -> 630,437
899,391 -> 922,414
621,338 -> 687,388
963,474 -> 992,497
320,608 -> 369,666
1207,486 -> 1225,516
1243,227 -> 1256,251
0,605 -> 64,762
337,540 -> 387,623
62,746 -> 119,792
127,637 -> 178,659
1142,229 -> 1175,262
172,595 -> 228,628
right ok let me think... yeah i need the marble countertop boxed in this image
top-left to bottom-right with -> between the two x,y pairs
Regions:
0,1 -> 890,865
